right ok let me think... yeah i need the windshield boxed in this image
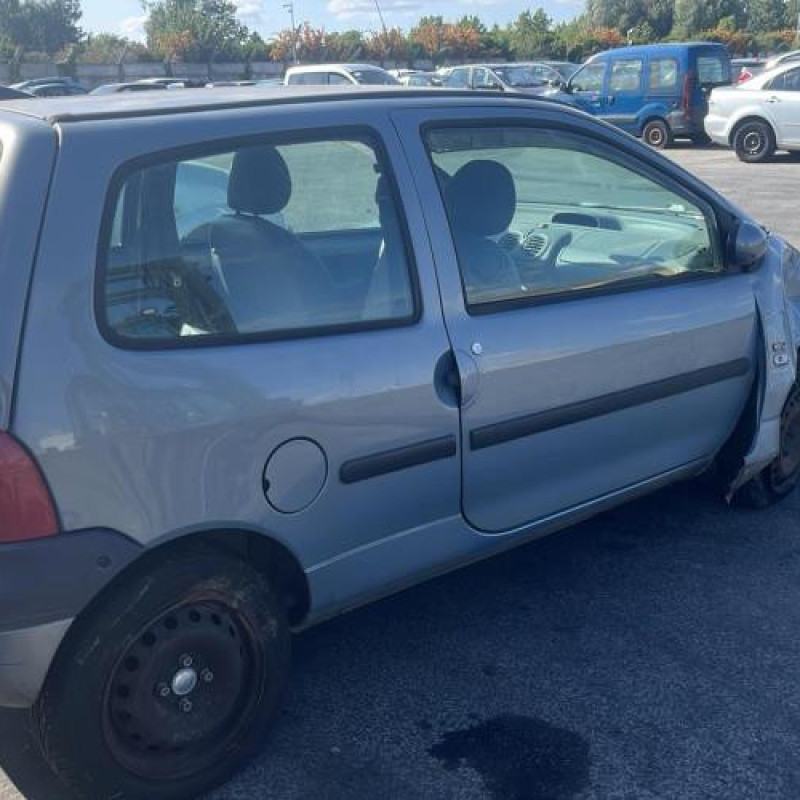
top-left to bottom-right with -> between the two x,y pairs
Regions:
351,70 -> 399,85
550,63 -> 579,80
492,66 -> 552,88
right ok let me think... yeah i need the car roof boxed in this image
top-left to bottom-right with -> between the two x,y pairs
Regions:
740,60 -> 800,88
0,84 -> 572,126
590,42 -> 728,60
286,63 -> 385,73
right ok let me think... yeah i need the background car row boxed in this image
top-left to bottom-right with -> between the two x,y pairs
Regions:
5,45 -> 800,163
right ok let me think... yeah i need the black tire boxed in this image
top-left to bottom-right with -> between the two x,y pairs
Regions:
733,383 -> 800,509
733,120 -> 775,163
642,119 -> 672,150
34,547 -> 290,800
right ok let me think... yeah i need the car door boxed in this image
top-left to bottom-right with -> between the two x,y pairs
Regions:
17,105 -> 461,572
566,61 -> 607,115
393,106 -> 757,533
605,57 -> 645,133
763,67 -> 800,145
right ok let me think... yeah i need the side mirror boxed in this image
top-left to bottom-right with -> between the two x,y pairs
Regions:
730,220 -> 768,271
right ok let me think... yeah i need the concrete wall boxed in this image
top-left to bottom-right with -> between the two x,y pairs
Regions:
2,58 -> 448,89
18,62 -> 59,81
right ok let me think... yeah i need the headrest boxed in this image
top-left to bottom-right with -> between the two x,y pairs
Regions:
228,145 -> 292,215
446,160 -> 516,236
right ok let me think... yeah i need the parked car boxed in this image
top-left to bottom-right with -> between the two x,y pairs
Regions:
9,76 -> 82,92
0,86 -> 32,100
0,86 -> 799,800
443,62 -> 576,94
731,57 -> 767,84
91,81 -> 170,94
399,71 -> 439,87
764,49 -> 800,71
284,63 -> 399,86
26,82 -> 88,98
706,62 -> 800,162
550,43 -> 732,148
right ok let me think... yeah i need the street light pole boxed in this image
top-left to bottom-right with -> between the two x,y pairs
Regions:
373,0 -> 388,37
283,2 -> 298,64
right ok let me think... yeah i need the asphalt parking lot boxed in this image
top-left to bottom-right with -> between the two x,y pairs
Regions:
668,144 -> 800,247
2,145 -> 800,800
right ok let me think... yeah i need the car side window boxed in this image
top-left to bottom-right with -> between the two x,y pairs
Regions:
327,73 -> 350,85
570,63 -> 605,93
779,67 -> 800,91
101,134 -> 417,345
608,59 -> 643,93
425,125 -> 719,309
445,69 -> 469,88
649,58 -> 678,92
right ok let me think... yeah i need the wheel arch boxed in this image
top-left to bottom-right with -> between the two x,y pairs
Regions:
639,114 -> 669,135
35,525 -> 309,710
729,115 -> 776,147
71,526 -> 310,633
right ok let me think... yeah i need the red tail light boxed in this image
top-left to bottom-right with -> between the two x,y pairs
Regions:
681,71 -> 694,113
0,431 -> 59,543
738,69 -> 753,84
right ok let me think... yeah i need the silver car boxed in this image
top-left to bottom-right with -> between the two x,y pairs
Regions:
706,62 -> 800,161
0,85 -> 799,800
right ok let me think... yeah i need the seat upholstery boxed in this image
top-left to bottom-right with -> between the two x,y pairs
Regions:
445,160 -> 522,298
204,145 -> 331,333
362,175 -> 413,321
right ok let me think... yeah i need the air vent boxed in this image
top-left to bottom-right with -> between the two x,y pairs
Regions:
498,232 -> 521,251
522,231 -> 548,257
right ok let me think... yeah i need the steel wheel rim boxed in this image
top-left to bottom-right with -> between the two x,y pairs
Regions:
647,126 -> 664,147
743,129 -> 765,156
102,598 -> 264,780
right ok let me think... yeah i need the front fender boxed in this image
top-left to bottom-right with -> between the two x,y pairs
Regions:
728,236 -> 800,497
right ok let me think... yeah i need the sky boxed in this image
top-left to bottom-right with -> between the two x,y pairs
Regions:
82,0 -> 585,41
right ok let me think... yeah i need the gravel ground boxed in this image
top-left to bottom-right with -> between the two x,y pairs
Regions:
2,143 -> 800,800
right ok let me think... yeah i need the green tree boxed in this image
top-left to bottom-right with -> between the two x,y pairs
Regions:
78,33 -> 154,63
509,9 -> 554,59
144,0 -> 249,62
326,30 -> 365,61
748,0 -> 791,33
0,0 -> 83,55
674,0 -> 746,36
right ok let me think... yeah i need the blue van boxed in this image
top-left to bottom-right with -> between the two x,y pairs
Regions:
553,43 -> 732,148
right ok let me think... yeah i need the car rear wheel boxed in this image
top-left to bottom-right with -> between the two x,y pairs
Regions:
642,119 -> 672,149
734,383 -> 800,508
733,120 -> 775,163
34,547 -> 290,800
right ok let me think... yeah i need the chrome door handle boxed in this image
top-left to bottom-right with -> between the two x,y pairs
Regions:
766,96 -> 780,103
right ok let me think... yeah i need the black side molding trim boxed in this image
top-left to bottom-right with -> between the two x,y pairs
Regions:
340,435 -> 458,484
470,358 -> 751,452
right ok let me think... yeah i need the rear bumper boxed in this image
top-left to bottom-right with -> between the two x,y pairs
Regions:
704,113 -> 730,146
0,528 -> 141,707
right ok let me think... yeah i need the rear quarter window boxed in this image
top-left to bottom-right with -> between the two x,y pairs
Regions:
98,131 -> 419,347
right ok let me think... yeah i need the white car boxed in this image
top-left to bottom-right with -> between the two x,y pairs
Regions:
705,62 -> 800,162
284,63 -> 399,86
